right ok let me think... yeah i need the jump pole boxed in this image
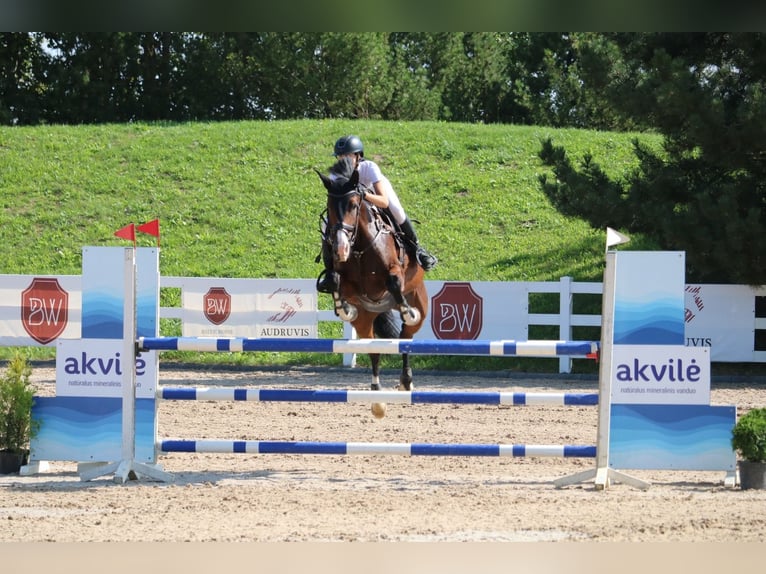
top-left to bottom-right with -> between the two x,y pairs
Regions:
159,440 -> 597,458
158,388 -> 599,406
154,388 -> 598,461
138,337 -> 599,358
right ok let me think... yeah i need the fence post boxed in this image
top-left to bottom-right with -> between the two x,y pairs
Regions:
342,322 -> 357,367
559,276 -> 573,374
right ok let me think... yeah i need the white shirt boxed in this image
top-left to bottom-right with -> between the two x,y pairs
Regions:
356,159 -> 406,224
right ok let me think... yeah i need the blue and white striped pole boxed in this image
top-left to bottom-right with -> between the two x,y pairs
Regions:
139,337 -> 599,357
159,439 -> 597,458
159,387 -> 598,406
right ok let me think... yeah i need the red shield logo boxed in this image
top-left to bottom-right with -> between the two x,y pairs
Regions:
204,287 -> 231,325
430,282 -> 483,340
21,278 -> 69,345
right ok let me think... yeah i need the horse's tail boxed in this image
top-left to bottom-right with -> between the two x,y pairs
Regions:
373,310 -> 401,339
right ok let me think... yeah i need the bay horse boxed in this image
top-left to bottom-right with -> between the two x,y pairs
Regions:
316,156 -> 428,418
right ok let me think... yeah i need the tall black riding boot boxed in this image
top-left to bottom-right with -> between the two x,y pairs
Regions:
316,240 -> 338,294
400,218 -> 437,271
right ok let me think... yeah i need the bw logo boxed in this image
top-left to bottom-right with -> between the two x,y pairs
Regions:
430,282 -> 483,340
21,278 -> 69,344
204,287 -> 231,325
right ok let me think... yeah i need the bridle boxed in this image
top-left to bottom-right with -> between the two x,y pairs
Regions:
328,187 -> 362,247
327,186 -> 385,259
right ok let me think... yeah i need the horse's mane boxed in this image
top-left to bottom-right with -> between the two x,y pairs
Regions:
328,156 -> 356,185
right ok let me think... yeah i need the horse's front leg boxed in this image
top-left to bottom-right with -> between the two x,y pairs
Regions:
333,293 -> 358,322
330,278 -> 358,322
385,274 -> 420,326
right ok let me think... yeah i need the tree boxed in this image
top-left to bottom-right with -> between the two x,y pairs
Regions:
43,33 -> 136,123
540,33 -> 766,284
181,33 -> 269,120
0,33 -> 45,125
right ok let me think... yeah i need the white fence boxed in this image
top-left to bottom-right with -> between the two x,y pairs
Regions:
158,276 -> 766,371
3,273 -> 764,373
158,276 -> 602,373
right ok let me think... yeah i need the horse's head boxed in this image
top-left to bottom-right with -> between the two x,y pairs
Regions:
316,156 -> 368,263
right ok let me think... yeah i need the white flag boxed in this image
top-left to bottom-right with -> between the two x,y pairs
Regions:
606,227 -> 630,248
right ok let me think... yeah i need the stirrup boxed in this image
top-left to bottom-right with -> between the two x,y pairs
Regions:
316,269 -> 334,294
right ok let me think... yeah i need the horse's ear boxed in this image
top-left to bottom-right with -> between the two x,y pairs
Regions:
315,169 -> 332,191
350,169 -> 359,187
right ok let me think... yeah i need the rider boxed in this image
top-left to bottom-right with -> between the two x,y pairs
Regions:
316,135 -> 437,294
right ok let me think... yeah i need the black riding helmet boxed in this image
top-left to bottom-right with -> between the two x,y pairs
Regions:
333,135 -> 364,157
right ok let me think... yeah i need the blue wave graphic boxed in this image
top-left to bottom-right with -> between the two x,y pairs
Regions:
135,247 -> 159,337
609,404 -> 735,470
82,288 -> 158,337
136,292 -> 158,338
31,397 -> 156,463
82,291 -> 124,339
81,246 -> 159,338
82,282 -> 158,338
613,298 -> 684,345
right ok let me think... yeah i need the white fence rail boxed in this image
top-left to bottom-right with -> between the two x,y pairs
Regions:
159,276 -> 603,373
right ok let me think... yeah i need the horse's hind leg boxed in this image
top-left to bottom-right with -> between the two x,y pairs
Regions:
397,352 -> 413,391
356,315 -> 386,418
369,352 -> 387,419
369,353 -> 382,391
397,284 -> 427,392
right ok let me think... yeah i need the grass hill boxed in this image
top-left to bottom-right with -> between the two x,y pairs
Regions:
1,120 -> 663,371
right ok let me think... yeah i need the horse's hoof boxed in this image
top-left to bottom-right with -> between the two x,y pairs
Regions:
371,403 -> 387,419
396,382 -> 413,391
339,304 -> 358,322
401,308 -> 421,326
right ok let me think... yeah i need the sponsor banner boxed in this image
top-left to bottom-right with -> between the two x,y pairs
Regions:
609,404 -> 736,471
685,283 -> 759,362
418,280 -> 528,341
31,397 -> 156,463
614,251 -> 685,345
81,247 -> 159,339
0,275 -> 81,345
181,278 -> 317,338
56,339 -> 157,399
611,345 -> 710,405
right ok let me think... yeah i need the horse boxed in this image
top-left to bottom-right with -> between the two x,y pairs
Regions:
316,156 -> 428,418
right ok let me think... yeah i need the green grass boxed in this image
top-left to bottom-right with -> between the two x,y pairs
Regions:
0,119 -> 671,373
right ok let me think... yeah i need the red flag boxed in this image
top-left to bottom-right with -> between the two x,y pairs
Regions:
114,223 -> 136,242
137,219 -> 160,237
137,219 -> 160,246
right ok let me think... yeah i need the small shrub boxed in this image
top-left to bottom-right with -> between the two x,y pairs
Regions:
0,353 -> 39,454
731,407 -> 766,463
